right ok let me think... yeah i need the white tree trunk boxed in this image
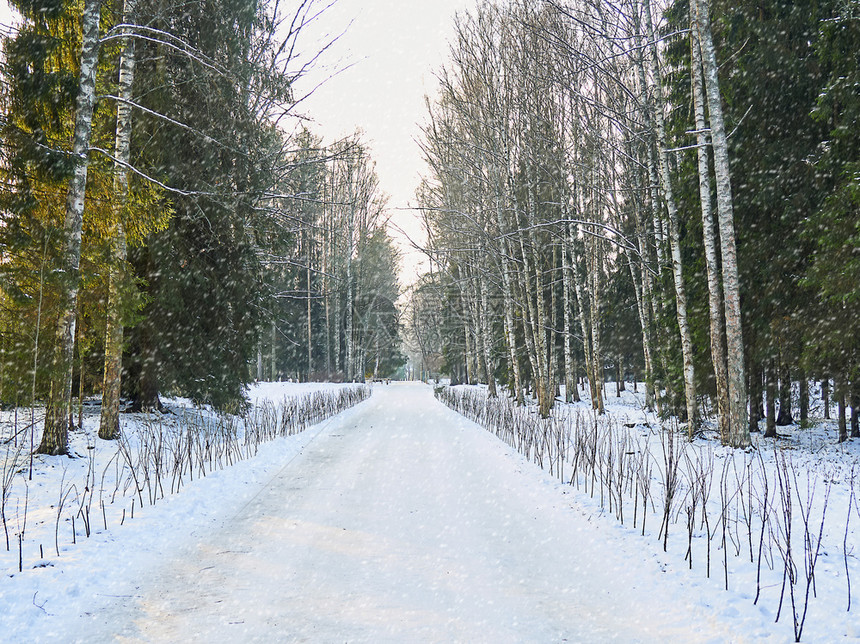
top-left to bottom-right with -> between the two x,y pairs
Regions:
100,0 -> 137,440
571,226 -> 597,411
500,224 -> 524,405
256,343 -> 263,381
40,0 -> 103,455
562,221 -> 576,404
479,272 -> 497,397
270,319 -> 277,380
345,200 -> 355,382
643,0 -> 698,433
306,237 -> 313,380
691,21 -> 731,442
695,0 -> 749,447
587,235 -> 604,415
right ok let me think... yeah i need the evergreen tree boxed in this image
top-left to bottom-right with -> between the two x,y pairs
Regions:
803,0 -> 860,438
124,0 -> 285,409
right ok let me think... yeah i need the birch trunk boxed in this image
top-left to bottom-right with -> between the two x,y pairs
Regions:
512,241 -> 540,402
99,0 -> 137,440
500,232 -> 524,405
40,0 -> 103,455
463,267 -> 484,386
270,319 -> 276,380
306,239 -> 313,380
695,0 -> 749,447
345,200 -> 355,381
798,369 -> 809,424
524,178 -> 552,417
691,24 -> 730,443
633,22 -> 667,416
549,241 -> 559,405
256,343 -> 263,381
643,0 -> 697,434
463,321 -> 473,384
632,197 -> 658,409
323,204 -> 332,376
562,221 -> 576,404
850,381 -> 859,438
626,248 -> 655,409
479,273 -> 497,397
571,229 -> 596,410
587,236 -> 604,415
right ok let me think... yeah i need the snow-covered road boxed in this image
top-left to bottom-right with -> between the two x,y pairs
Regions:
69,383 -> 750,642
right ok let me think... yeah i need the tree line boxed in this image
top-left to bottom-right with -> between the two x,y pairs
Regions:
0,0 -> 403,455
410,0 -> 859,445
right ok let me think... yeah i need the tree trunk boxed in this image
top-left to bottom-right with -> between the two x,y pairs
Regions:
633,8 -> 667,417
748,361 -> 762,433
643,0 -> 697,436
691,25 -> 731,443
513,256 -> 540,402
100,0 -> 137,440
500,236 -> 524,405
587,236 -> 604,415
39,0 -> 103,455
333,256 -> 342,376
345,182 -> 355,381
562,223 -> 575,403
270,319 -> 276,381
765,360 -> 776,438
548,242 -> 559,407
463,322 -> 474,385
822,378 -> 830,419
528,190 -> 553,417
776,361 -> 793,425
572,233 -> 596,411
836,375 -> 847,442
628,226 -> 656,410
850,379 -> 859,438
256,342 -> 263,381
307,238 -> 313,380
799,368 -> 809,424
323,176 -> 332,377
76,307 -> 84,430
695,0 -> 749,448
345,252 -> 354,381
479,274 -> 497,397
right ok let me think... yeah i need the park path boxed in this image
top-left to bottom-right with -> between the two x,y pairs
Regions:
81,383 -> 736,643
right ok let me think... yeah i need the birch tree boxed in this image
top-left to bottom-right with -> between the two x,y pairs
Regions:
693,0 -> 749,447
690,13 -> 730,443
99,0 -> 137,440
39,0 -> 102,455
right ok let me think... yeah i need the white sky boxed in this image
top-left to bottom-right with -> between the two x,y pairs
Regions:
289,0 -> 472,282
0,0 -> 472,282
0,1 -> 16,36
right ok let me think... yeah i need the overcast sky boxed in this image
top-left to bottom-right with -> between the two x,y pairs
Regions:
290,0 -> 471,281
0,0 -> 472,282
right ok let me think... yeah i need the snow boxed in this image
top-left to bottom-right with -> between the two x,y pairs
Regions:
1,381 -> 858,641
445,381 -> 860,642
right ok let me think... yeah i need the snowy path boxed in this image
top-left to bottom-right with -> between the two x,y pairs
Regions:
72,383 -> 745,643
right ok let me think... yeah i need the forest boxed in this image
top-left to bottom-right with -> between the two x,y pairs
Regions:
409,0 -> 860,447
0,0 -> 404,456
1,0 -> 860,639
1,0 -> 859,460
